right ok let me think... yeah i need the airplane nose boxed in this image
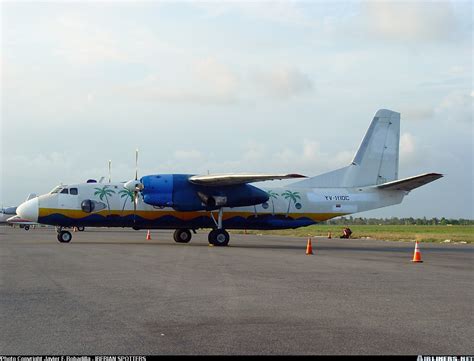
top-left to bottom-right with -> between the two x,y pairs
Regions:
16,197 -> 39,222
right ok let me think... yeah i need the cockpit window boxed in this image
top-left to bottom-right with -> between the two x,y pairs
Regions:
70,188 -> 78,195
60,188 -> 69,194
50,186 -> 62,194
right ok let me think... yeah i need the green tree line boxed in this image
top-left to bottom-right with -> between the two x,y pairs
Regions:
324,217 -> 474,226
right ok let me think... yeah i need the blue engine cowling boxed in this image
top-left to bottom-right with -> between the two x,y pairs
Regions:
141,174 -> 269,211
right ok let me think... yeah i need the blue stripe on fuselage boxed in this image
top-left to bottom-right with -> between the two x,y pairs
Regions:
38,213 -> 316,230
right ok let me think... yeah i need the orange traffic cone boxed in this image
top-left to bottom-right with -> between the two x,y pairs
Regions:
306,238 -> 313,255
328,231 -> 332,239
146,230 -> 151,240
412,241 -> 423,263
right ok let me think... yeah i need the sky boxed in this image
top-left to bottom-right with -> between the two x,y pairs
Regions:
1,0 -> 473,219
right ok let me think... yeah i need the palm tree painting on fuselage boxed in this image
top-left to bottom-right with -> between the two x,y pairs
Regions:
266,190 -> 279,215
94,186 -> 116,211
119,188 -> 134,213
281,190 -> 301,217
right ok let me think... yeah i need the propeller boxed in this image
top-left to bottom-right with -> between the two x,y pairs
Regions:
124,149 -> 144,220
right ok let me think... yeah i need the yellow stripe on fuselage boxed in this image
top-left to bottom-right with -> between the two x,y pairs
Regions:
39,208 -> 346,222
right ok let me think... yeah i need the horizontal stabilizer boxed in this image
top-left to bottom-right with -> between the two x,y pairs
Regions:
189,173 -> 306,186
376,173 -> 443,192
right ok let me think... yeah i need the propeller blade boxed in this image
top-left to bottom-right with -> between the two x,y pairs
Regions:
135,148 -> 139,181
125,149 -> 141,226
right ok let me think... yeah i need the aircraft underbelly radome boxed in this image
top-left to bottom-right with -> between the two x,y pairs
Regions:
15,109 -> 442,246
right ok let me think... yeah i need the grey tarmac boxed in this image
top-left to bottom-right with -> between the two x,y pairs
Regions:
0,226 -> 472,355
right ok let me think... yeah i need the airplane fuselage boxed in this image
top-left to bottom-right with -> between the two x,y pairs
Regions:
31,181 -> 405,230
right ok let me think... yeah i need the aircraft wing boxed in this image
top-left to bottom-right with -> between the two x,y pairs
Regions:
188,173 -> 307,186
376,173 -> 443,192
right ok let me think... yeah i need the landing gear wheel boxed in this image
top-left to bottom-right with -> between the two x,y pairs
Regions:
209,229 -> 230,247
24,225 -> 30,231
77,226 -> 85,232
208,230 -> 217,245
173,229 -> 192,243
57,231 -> 72,243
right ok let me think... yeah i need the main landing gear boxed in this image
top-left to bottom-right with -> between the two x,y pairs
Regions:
208,208 -> 230,247
173,208 -> 230,246
173,229 -> 192,243
56,227 -> 72,243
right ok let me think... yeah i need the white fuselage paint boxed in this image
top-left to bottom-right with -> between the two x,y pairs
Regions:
31,181 -> 405,225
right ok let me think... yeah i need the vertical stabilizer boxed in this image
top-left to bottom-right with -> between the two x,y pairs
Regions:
350,109 -> 400,185
292,109 -> 400,188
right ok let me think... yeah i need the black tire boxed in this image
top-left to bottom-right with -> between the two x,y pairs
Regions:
208,230 -> 217,245
77,226 -> 85,232
57,231 -> 72,243
24,225 -> 30,231
173,229 -> 192,243
210,229 -> 230,247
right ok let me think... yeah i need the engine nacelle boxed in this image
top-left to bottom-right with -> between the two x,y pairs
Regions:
141,174 -> 269,211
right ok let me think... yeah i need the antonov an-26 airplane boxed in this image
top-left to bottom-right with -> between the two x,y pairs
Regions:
16,109 -> 442,246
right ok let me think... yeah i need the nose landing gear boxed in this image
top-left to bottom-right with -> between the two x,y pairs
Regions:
56,227 -> 72,243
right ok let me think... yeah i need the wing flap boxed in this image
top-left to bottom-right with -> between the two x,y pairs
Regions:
188,173 -> 307,186
376,173 -> 443,192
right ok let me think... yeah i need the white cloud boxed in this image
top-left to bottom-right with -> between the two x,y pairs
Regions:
302,140 -> 320,161
174,150 -> 203,161
241,140 -> 266,162
273,138 -> 352,175
402,106 -> 434,122
400,132 -> 416,161
53,15 -> 127,65
195,57 -> 239,99
117,61 -> 315,104
448,65 -> 468,77
435,90 -> 473,124
252,67 -> 314,99
195,1 -> 310,27
114,57 -> 241,105
361,2 -> 458,43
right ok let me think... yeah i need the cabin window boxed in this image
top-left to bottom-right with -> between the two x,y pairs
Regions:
60,188 -> 69,194
70,188 -> 78,195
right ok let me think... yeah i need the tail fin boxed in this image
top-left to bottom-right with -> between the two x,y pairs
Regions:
292,109 -> 400,188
